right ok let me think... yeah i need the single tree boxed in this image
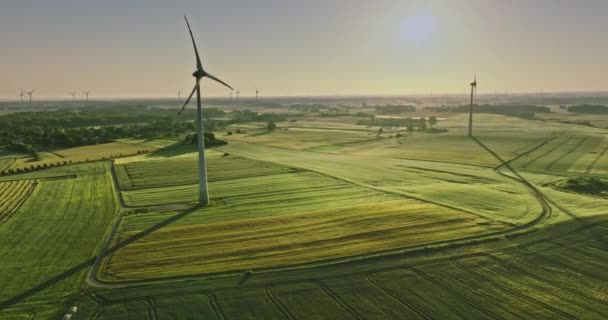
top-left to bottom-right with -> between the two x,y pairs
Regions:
406,120 -> 414,134
429,116 -> 438,127
418,118 -> 427,132
377,127 -> 383,137
267,121 -> 277,131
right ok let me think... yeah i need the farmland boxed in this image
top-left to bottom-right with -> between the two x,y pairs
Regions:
0,162 -> 119,318
0,179 -> 37,223
1,104 -> 608,320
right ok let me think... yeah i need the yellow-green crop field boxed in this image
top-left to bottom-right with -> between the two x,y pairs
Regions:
2,111 -> 608,320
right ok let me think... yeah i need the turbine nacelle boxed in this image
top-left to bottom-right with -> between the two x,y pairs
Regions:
193,70 -> 206,79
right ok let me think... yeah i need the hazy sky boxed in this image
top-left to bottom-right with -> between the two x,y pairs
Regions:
1,0 -> 607,99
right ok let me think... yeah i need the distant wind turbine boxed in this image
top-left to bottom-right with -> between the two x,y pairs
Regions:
229,91 -> 233,100
178,89 -> 183,102
236,90 -> 240,104
70,91 -> 76,102
19,89 -> 24,103
468,74 -> 477,137
83,91 -> 90,102
26,89 -> 35,103
256,88 -> 260,102
177,16 -> 233,206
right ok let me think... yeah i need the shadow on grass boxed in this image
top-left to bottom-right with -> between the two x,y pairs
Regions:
0,205 -> 201,310
143,143 -> 197,159
472,136 -> 607,245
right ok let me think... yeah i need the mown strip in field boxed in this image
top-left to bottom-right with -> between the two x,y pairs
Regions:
0,179 -> 37,223
115,155 -> 293,191
102,190 -> 505,280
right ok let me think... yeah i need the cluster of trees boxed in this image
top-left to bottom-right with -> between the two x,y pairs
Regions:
425,104 -> 550,119
360,117 -> 444,134
230,110 -> 288,123
359,116 -> 438,128
1,103 -> 290,153
567,104 -> 608,114
184,132 -> 227,147
374,105 -> 416,114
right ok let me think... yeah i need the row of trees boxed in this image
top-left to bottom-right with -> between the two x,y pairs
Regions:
567,104 -> 608,114
424,104 -> 550,119
358,116 -> 439,128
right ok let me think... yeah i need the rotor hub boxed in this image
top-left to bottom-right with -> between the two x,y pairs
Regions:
193,70 -> 205,78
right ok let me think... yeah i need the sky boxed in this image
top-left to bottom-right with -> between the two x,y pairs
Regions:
1,0 -> 608,100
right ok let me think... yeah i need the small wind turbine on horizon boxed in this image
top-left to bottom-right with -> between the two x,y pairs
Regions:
236,90 -> 240,104
70,91 -> 77,102
25,89 -> 35,103
177,16 -> 233,207
178,89 -> 183,102
19,89 -> 25,103
256,88 -> 260,102
468,74 -> 477,137
83,91 -> 90,102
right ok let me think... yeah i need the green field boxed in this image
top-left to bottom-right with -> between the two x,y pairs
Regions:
1,110 -> 608,319
0,163 -> 119,318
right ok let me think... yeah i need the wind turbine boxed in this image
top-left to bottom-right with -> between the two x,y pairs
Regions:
83,91 -> 90,102
256,88 -> 260,102
468,74 -> 477,137
177,16 -> 233,206
229,91 -> 233,100
178,89 -> 183,102
26,89 -> 35,103
236,90 -> 240,104
70,91 -> 76,102
19,89 -> 24,104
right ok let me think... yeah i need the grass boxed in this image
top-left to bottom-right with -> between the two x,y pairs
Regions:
104,169 -> 504,280
3,111 -> 608,319
0,162 -> 119,318
115,154 -> 293,191
4,142 -> 156,173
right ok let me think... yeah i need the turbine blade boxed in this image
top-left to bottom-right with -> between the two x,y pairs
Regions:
205,72 -> 234,90
177,81 -> 200,116
184,16 -> 204,72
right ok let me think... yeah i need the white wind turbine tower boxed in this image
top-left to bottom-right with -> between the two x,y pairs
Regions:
177,16 -> 233,206
70,91 -> 76,102
83,91 -> 90,102
19,89 -> 25,103
468,74 -> 477,137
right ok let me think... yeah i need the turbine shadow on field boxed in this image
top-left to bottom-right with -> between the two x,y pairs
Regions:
472,136 -> 607,246
0,205 -> 200,310
144,143 -> 197,159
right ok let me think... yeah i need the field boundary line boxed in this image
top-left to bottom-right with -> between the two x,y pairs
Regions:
409,267 -> 504,320
485,254 -> 608,307
86,162 -> 127,288
206,292 -> 226,320
544,137 -> 588,171
451,256 -> 578,320
313,280 -> 364,320
586,144 -> 608,174
366,273 -> 432,320
522,135 -> 572,169
264,286 -> 296,320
